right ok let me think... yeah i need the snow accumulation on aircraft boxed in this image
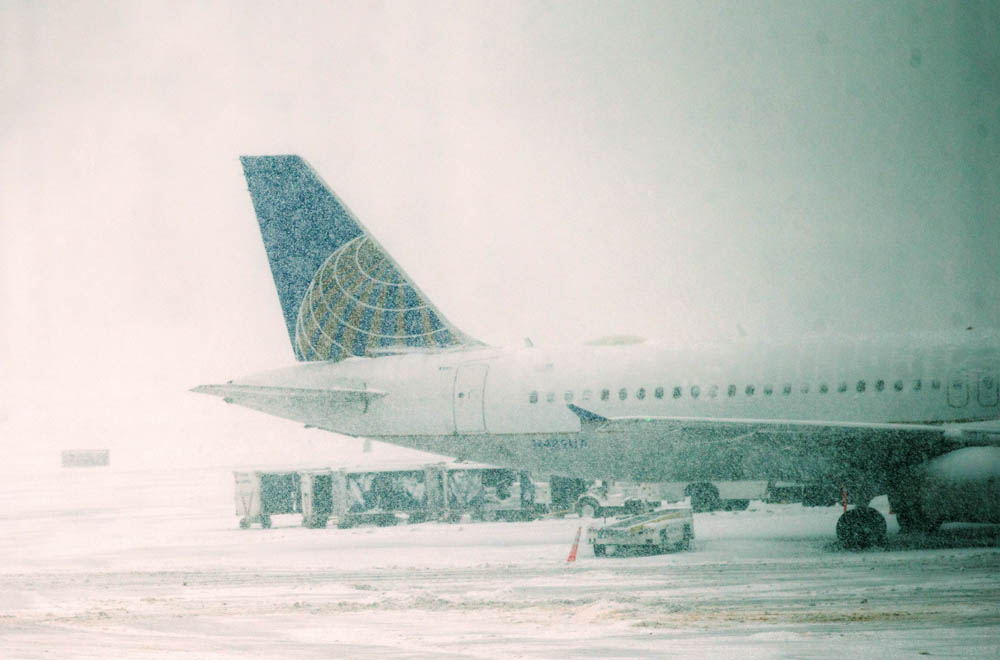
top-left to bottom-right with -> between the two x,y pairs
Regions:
194,155 -> 1000,548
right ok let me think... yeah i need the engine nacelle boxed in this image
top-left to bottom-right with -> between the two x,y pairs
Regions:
892,446 -> 1000,530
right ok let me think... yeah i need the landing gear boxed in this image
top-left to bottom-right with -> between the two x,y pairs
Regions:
835,506 -> 887,549
686,482 -> 720,513
576,498 -> 603,519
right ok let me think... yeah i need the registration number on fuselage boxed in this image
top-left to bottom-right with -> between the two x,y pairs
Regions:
531,437 -> 588,450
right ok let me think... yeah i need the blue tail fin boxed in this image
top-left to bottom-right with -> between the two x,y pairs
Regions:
241,155 -> 479,361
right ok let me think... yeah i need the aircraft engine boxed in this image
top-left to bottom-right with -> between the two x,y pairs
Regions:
888,446 -> 1000,533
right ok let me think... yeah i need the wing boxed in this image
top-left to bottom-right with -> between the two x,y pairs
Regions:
567,404 -> 1000,442
566,404 -> 1000,483
568,404 -> 963,439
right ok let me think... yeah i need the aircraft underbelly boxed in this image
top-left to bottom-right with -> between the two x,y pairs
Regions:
371,429 -> 840,482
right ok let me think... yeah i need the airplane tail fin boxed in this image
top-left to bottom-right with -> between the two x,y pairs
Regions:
240,155 -> 481,361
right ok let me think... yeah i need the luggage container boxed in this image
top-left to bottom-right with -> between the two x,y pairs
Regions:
233,469 -> 302,529
300,469 -> 334,528
332,464 -> 443,527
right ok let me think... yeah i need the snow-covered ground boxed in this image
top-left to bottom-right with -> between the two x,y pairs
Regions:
1,462 -> 998,659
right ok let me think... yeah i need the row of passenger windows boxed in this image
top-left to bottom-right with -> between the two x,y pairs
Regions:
527,378 -> 944,404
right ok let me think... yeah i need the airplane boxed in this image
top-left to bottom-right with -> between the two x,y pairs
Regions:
195,155 -> 1000,548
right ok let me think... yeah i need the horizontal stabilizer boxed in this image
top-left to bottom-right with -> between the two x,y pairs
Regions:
192,383 -> 385,426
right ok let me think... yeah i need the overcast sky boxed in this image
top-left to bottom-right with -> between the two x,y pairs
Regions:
2,1 -> 998,466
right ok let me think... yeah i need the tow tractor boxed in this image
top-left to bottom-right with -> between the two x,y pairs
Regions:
586,506 -> 694,556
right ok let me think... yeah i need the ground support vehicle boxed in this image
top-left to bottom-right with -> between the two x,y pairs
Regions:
586,507 -> 695,556
575,481 -> 662,518
233,469 -> 302,528
659,480 -> 769,512
479,471 -> 551,521
765,481 -> 807,504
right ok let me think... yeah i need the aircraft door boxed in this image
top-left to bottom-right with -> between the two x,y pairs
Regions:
947,373 -> 969,408
454,364 -> 488,434
978,373 -> 998,407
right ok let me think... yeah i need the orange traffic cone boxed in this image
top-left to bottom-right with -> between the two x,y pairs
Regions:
567,526 -> 582,563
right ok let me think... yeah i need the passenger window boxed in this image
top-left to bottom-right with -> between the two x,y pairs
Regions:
564,391 -> 573,403
764,385 -> 773,396
745,385 -> 755,396
856,380 -> 866,393
673,386 -> 682,399
931,379 -> 941,390
893,380 -> 903,392
618,388 -> 628,401
800,384 -> 810,394
655,387 -> 664,399
690,385 -> 701,398
728,384 -> 737,397
837,382 -> 847,393
529,391 -> 538,404
636,387 -> 646,400
708,385 -> 718,398
819,383 -> 829,394
782,384 -> 792,395
582,389 -> 592,401
913,379 -> 922,392
875,379 -> 885,392
600,389 -> 610,401
546,392 -> 555,403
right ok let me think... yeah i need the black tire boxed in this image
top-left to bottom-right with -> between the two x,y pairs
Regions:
577,498 -> 602,518
238,518 -> 250,529
259,514 -> 272,529
687,483 -> 721,513
836,506 -> 887,549
374,513 -> 398,527
593,544 -> 607,557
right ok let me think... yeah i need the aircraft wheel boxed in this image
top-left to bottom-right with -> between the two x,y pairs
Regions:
593,544 -> 607,557
722,499 -> 750,511
836,506 -> 887,549
687,483 -> 720,513
577,498 -> 602,518
238,517 -> 250,529
259,514 -> 272,529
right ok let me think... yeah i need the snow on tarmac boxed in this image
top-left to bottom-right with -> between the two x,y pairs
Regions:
1,464 -> 998,659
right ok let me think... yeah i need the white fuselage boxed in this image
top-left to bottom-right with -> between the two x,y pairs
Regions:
238,331 -> 1000,440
